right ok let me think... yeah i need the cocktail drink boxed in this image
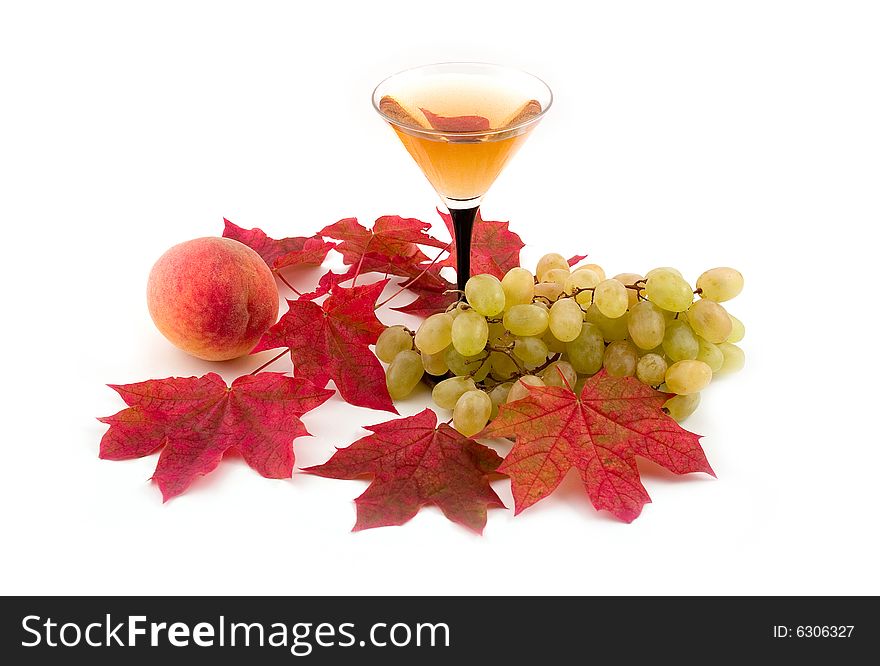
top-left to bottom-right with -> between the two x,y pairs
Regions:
372,63 -> 552,291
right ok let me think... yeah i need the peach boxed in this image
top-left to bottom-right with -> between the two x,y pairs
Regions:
147,237 -> 279,361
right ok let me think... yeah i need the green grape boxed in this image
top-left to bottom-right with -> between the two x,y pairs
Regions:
375,325 -> 413,363
687,299 -> 732,344
566,322 -> 605,374
489,351 -> 519,379
503,304 -> 549,336
536,253 -> 569,282
664,393 -> 701,422
574,376 -> 588,394
665,360 -> 712,395
566,268 -> 601,291
507,375 -> 544,402
543,268 -> 571,288
465,274 -> 506,317
644,269 -> 693,312
636,353 -> 667,386
717,342 -> 745,374
471,354 -> 492,382
452,309 -> 489,356
585,304 -> 629,341
488,321 -> 508,345
696,267 -> 743,302
593,279 -> 629,318
627,300 -> 665,350
489,383 -> 513,418
421,349 -> 449,376
662,319 -> 699,361
727,314 -> 745,343
696,337 -> 724,373
576,263 -> 606,280
385,350 -> 424,399
613,272 -> 644,307
645,266 -> 683,280
542,329 -> 567,353
448,302 -> 467,318
432,376 -> 477,410
513,336 -> 549,366
549,298 -> 584,342
444,346 -> 487,376
541,360 -> 577,389
603,340 -> 638,377
535,281 -> 564,301
414,313 -> 454,355
501,267 -> 535,308
564,268 -> 599,306
453,390 -> 493,437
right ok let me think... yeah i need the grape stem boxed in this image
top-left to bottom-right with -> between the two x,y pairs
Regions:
466,355 -> 490,377
539,281 -> 648,311
473,352 -> 561,391
486,343 -> 527,374
528,353 -> 562,377
415,348 -> 562,391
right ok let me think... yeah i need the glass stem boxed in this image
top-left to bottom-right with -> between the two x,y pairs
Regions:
450,205 -> 478,296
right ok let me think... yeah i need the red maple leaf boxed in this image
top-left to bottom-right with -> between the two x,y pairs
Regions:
253,280 -> 397,413
436,209 -> 524,279
319,215 -> 447,281
223,219 -> 335,270
568,254 -> 588,267
298,266 -> 359,302
98,373 -> 333,501
481,371 -> 714,522
306,409 -> 504,533
392,275 -> 458,317
359,253 -> 450,291
301,262 -> 451,305
419,108 -> 491,133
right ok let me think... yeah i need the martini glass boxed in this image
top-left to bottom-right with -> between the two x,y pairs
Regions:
372,62 -> 552,292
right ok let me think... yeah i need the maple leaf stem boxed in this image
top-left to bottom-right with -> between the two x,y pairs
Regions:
274,270 -> 302,297
249,348 -> 289,375
374,241 -> 452,310
351,235 -> 374,289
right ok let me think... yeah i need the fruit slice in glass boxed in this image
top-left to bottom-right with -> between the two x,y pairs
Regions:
372,63 -> 552,292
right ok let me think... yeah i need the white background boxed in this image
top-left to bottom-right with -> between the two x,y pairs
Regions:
1,1 -> 878,596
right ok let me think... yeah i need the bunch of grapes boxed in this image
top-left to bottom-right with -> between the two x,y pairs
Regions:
377,253 -> 745,437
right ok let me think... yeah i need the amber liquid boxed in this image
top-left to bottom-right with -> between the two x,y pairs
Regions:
384,78 -> 541,202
